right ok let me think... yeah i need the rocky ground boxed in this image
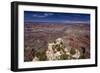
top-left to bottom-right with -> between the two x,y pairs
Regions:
24,22 -> 90,62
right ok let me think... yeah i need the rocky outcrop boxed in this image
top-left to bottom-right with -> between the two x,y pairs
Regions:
32,38 -> 81,61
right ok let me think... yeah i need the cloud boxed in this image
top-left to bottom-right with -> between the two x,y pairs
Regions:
61,20 -> 90,24
44,13 -> 54,16
32,14 -> 46,17
32,13 -> 54,18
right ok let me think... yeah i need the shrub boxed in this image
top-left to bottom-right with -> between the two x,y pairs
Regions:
70,48 -> 76,55
79,55 -> 85,59
60,54 -> 69,60
35,51 -> 47,61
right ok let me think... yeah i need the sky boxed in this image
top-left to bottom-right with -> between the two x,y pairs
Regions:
24,11 -> 90,24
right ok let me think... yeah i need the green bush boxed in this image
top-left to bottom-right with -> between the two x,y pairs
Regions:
79,55 -> 85,59
35,51 -> 47,61
60,54 -> 69,60
70,48 -> 76,55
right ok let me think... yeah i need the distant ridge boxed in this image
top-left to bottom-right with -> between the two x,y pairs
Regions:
24,21 -> 90,25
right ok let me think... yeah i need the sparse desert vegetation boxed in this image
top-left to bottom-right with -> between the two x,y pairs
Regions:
24,22 -> 90,62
